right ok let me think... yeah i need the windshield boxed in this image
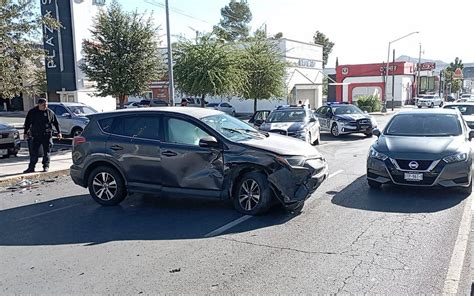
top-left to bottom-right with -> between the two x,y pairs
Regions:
445,105 -> 474,115
266,110 -> 306,123
68,106 -> 97,115
385,114 -> 462,136
201,114 -> 264,141
332,105 -> 363,115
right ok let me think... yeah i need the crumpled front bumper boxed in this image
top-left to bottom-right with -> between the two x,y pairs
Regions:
268,158 -> 329,204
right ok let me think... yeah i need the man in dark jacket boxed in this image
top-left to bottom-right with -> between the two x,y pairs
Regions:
23,98 -> 62,173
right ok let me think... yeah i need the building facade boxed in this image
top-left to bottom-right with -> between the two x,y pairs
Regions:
335,62 -> 416,107
39,0 -> 115,112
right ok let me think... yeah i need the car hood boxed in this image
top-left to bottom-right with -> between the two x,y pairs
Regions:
463,115 -> 474,123
333,113 -> 370,121
374,135 -> 467,159
259,121 -> 309,132
0,123 -> 17,133
240,133 -> 322,157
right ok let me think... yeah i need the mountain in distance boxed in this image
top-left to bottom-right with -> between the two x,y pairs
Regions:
396,55 -> 474,69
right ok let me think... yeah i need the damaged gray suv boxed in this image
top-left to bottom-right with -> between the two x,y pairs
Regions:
70,107 -> 328,215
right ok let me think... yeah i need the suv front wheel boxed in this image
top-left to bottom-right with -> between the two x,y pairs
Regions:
233,172 -> 272,215
88,166 -> 127,206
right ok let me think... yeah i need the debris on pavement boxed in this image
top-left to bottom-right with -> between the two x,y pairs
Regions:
169,268 -> 181,273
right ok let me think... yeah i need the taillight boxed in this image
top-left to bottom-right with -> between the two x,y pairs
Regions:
73,136 -> 86,146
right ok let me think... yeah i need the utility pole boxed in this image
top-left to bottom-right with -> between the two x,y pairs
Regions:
165,0 -> 175,104
391,48 -> 395,111
416,43 -> 421,97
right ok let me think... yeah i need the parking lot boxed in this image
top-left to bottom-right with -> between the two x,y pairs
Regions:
0,113 -> 472,294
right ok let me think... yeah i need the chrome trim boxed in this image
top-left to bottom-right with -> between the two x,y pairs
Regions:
390,158 -> 440,172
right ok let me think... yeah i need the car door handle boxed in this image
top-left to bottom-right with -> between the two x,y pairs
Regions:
110,145 -> 123,151
161,150 -> 177,157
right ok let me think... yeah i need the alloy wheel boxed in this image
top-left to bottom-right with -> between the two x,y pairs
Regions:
92,172 -> 118,201
239,179 -> 261,211
331,124 -> 339,137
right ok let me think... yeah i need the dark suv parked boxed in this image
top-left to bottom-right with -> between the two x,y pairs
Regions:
71,107 -> 328,215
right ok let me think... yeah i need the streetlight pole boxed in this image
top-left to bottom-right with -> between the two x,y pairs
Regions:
382,31 -> 419,113
165,0 -> 175,105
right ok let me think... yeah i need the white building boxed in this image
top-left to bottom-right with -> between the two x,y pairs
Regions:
207,38 -> 324,114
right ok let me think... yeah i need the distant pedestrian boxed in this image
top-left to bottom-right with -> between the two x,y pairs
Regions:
180,98 -> 188,106
298,100 -> 302,106
23,98 -> 62,173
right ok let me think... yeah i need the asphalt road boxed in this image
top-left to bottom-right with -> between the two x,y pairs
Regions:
0,114 -> 472,294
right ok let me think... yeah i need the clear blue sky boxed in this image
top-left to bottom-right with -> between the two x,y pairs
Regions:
116,0 -> 474,66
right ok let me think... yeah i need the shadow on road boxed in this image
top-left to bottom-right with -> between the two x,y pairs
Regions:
320,133 -> 371,143
331,176 -> 467,213
0,193 -> 294,246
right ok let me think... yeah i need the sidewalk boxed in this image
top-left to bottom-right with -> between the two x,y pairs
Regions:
369,105 -> 415,116
0,148 -> 72,185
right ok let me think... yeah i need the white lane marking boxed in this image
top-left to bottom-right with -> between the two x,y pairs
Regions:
442,193 -> 472,295
16,204 -> 82,222
328,170 -> 344,179
205,215 -> 253,238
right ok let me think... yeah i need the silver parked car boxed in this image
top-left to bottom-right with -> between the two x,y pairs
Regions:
206,102 -> 236,116
48,102 -> 97,137
0,122 -> 21,158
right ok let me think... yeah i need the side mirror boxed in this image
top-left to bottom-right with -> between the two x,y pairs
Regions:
199,136 -> 220,148
469,130 -> 474,141
254,119 -> 264,126
61,113 -> 71,118
309,117 -> 316,123
373,128 -> 381,137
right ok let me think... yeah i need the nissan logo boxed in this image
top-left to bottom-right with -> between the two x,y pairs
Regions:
408,161 -> 419,170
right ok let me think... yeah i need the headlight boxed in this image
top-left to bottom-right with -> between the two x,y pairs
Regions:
276,155 -> 307,167
369,147 -> 388,161
443,152 -> 468,163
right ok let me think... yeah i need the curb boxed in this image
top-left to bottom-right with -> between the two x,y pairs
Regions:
0,169 -> 70,187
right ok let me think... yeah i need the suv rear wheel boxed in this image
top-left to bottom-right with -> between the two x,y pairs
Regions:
331,123 -> 340,137
71,127 -> 83,137
88,166 -> 126,205
233,172 -> 272,215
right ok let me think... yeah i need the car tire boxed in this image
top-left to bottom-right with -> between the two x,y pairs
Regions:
330,123 -> 340,137
368,179 -> 382,189
364,132 -> 373,137
71,127 -> 83,138
430,102 -> 434,108
285,201 -> 305,214
88,166 -> 127,206
439,102 -> 444,107
313,133 -> 320,145
233,172 -> 272,215
418,106 -> 422,108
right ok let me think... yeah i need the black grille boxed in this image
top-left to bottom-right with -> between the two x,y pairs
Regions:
269,129 -> 287,136
1,133 -> 9,138
395,159 -> 433,170
391,173 -> 438,186
357,119 -> 371,125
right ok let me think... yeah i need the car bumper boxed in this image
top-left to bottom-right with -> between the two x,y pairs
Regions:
417,101 -> 432,107
0,140 -> 21,155
367,157 -> 472,187
70,164 -> 86,187
339,124 -> 375,134
268,158 -> 329,204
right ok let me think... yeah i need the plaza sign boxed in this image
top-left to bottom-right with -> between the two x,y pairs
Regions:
40,0 -> 77,92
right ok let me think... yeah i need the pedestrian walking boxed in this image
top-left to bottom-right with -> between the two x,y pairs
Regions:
23,98 -> 62,173
180,98 -> 188,106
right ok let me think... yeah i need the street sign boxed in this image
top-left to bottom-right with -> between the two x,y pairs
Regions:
418,62 -> 436,71
453,68 -> 463,80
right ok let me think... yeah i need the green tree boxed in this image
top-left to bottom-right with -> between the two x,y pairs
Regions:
0,0 -> 58,106
213,0 -> 252,42
173,36 -> 247,107
444,57 -> 464,93
240,39 -> 286,112
312,31 -> 335,68
80,1 -> 163,108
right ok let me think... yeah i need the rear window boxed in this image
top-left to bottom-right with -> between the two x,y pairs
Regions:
385,114 -> 462,136
99,115 -> 160,140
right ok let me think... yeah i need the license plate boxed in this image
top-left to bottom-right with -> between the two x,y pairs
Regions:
360,125 -> 370,130
0,149 -> 7,155
404,172 -> 423,181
